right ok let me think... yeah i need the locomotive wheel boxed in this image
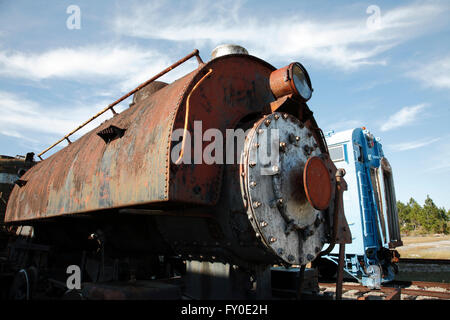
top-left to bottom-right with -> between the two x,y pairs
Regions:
8,267 -> 37,300
9,270 -> 30,300
314,257 -> 337,280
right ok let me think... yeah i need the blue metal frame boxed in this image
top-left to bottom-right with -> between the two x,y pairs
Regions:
324,128 -> 401,288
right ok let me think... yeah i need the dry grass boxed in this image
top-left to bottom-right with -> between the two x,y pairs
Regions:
397,235 -> 450,259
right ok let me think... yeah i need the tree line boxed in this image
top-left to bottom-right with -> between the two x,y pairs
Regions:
397,196 -> 449,235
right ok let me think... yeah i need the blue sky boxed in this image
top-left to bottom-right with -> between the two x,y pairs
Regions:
0,0 -> 449,209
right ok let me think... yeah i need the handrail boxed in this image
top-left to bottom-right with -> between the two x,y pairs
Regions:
174,68 -> 213,165
37,49 -> 204,160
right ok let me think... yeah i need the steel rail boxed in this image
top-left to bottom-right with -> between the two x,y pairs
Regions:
319,282 -> 450,300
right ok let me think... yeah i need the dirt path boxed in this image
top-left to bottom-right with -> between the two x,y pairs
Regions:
397,235 -> 450,259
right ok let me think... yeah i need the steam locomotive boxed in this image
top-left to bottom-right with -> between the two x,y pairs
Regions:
1,45 -> 350,300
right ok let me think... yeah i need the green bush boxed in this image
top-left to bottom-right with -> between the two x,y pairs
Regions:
397,196 -> 449,235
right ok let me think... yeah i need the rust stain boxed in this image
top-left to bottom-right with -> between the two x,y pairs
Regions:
5,55 -> 277,222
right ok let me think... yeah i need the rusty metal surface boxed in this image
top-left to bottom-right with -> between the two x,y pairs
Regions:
269,64 -> 293,98
332,169 -> 352,244
5,54 -> 276,222
37,49 -> 203,160
335,244 -> 345,300
129,81 -> 168,107
303,156 -> 332,211
1,155 -> 35,222
6,69 -> 199,222
168,55 -> 275,204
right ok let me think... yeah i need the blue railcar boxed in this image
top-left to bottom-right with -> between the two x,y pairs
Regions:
318,127 -> 402,288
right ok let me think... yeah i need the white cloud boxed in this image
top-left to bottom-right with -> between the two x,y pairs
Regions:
380,103 -> 428,132
425,142 -> 450,172
0,45 -> 192,92
407,55 -> 450,89
0,91 -> 126,154
389,137 -> 440,151
112,0 -> 448,69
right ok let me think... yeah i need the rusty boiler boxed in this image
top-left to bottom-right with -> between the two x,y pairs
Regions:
4,45 -> 348,275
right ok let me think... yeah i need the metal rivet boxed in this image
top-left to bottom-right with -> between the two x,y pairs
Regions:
260,221 -> 268,228
249,161 -> 256,168
250,181 -> 257,188
258,129 -> 264,134
277,198 -> 284,205
241,172 -> 245,177
296,136 -> 300,142
279,142 -> 286,151
274,114 -> 280,120
269,237 -> 277,243
272,165 -> 279,173
282,113 -> 288,119
253,201 -> 261,208
253,143 -> 259,149
264,119 -> 271,126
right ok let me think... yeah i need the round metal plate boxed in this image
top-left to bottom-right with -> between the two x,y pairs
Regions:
303,156 -> 332,210
242,112 -> 328,265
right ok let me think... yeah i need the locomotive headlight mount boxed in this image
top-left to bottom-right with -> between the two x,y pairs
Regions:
269,62 -> 313,101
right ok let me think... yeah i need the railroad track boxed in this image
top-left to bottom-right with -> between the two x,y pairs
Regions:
319,280 -> 450,300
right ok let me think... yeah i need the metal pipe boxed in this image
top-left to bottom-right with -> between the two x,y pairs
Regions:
38,49 -> 203,160
335,244 -> 345,300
